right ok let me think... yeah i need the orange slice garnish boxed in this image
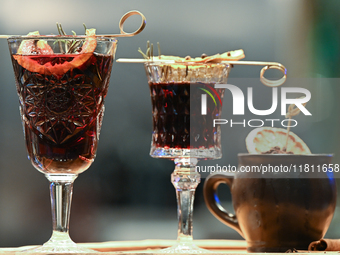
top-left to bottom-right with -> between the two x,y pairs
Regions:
13,29 -> 97,76
245,127 -> 311,154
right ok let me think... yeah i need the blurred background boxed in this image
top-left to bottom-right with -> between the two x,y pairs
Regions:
0,0 -> 340,248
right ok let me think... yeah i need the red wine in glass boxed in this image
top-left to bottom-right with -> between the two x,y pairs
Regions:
149,81 -> 224,158
11,53 -> 113,174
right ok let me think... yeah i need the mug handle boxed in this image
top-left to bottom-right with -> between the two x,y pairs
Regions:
203,173 -> 244,237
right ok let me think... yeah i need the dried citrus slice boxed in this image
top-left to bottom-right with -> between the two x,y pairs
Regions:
13,29 -> 97,76
245,127 -> 311,154
17,31 -> 54,55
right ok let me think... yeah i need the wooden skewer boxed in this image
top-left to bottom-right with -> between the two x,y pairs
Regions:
116,58 -> 175,63
116,59 -> 285,67
116,58 -> 287,87
0,10 -> 146,39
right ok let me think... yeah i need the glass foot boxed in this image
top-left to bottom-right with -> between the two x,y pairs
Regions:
22,232 -> 95,253
160,242 -> 211,254
23,241 -> 95,253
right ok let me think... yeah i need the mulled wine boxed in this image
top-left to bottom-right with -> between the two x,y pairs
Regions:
149,81 -> 224,155
11,53 -> 113,174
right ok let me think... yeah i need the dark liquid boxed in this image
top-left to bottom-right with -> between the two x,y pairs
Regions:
149,81 -> 224,150
11,53 -> 113,174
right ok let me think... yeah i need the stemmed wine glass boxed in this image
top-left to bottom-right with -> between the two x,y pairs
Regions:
144,62 -> 231,253
7,34 -> 117,253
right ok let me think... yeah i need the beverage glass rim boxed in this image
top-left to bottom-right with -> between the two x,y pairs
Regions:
7,35 -> 117,43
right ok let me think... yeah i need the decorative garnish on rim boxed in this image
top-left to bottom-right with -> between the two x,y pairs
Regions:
138,41 -> 245,63
245,127 -> 311,155
13,24 -> 98,76
245,97 -> 311,155
55,23 -> 92,54
138,41 -> 158,60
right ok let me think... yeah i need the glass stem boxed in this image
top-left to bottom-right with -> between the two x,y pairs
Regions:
171,158 -> 200,244
46,174 -> 78,243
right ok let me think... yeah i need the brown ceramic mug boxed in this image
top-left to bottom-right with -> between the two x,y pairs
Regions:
203,154 -> 337,252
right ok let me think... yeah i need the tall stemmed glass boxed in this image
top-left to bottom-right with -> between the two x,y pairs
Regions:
144,62 -> 231,253
7,35 -> 117,253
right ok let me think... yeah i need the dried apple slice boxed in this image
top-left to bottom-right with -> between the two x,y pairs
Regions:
190,49 -> 245,63
144,49 -> 245,64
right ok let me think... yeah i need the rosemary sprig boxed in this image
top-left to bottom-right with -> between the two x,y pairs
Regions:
146,47 -> 150,58
57,22 -> 67,35
157,42 -> 161,59
67,40 -> 82,53
56,22 -> 65,53
138,47 -> 148,59
55,22 -> 89,54
150,43 -> 153,60
138,41 -> 161,60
